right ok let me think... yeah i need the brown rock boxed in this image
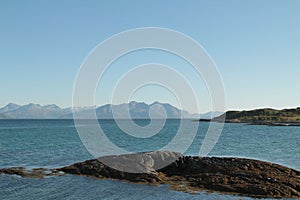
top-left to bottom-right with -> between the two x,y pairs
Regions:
1,151 -> 300,199
59,152 -> 300,198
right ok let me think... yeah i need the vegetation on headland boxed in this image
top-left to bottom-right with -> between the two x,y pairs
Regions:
212,107 -> 300,124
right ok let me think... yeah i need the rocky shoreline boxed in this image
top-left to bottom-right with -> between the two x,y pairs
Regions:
1,151 -> 300,198
199,119 -> 300,126
247,122 -> 300,126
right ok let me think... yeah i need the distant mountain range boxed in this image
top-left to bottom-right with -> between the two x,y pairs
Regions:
0,102 -> 223,119
0,103 -> 71,119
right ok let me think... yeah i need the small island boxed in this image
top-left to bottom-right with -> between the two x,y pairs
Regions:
1,151 -> 300,198
204,107 -> 300,126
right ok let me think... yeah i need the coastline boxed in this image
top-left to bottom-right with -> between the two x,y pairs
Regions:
199,119 -> 300,126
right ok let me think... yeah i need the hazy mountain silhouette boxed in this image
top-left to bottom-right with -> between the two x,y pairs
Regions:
0,103 -> 70,119
0,102 -> 205,119
0,103 -> 21,113
70,101 -> 200,119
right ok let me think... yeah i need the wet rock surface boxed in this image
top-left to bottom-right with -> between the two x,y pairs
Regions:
0,167 -> 62,178
1,151 -> 300,198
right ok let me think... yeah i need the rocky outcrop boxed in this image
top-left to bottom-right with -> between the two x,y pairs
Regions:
159,156 -> 300,198
0,167 -> 62,178
1,151 -> 300,198
59,152 -> 300,198
96,151 -> 182,173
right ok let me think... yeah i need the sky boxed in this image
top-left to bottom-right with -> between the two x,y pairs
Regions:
0,0 -> 300,113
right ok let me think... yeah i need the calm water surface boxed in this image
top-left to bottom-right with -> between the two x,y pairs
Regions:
0,119 -> 299,199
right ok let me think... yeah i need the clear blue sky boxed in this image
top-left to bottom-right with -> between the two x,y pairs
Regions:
0,0 -> 299,113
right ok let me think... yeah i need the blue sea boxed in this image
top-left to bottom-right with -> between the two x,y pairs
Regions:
0,119 -> 299,200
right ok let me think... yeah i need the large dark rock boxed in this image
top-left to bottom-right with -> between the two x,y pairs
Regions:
59,152 -> 300,198
98,151 -> 182,173
60,151 -> 182,183
159,156 -> 300,198
1,151 -> 300,198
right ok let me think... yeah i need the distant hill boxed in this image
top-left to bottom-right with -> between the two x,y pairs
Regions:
0,102 -> 200,119
199,111 -> 224,119
71,101 -> 200,119
0,103 -> 71,119
213,107 -> 300,123
0,113 -> 8,119
0,103 -> 20,113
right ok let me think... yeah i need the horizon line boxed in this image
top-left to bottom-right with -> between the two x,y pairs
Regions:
0,101 -> 299,113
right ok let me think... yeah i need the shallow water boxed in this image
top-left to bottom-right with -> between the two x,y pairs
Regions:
0,119 -> 299,199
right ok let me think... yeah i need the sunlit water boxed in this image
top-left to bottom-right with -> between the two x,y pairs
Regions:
0,119 -> 299,199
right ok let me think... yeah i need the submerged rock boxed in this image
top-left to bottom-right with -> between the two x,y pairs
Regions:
0,167 -> 62,178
